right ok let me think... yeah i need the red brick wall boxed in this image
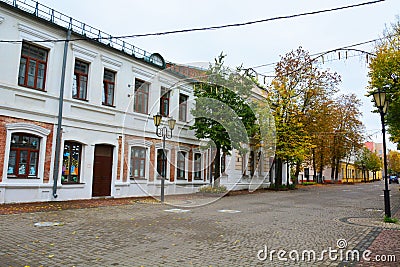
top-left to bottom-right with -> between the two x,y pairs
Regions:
188,150 -> 193,182
117,136 -> 122,181
122,135 -> 200,183
0,116 -> 54,183
169,146 -> 175,182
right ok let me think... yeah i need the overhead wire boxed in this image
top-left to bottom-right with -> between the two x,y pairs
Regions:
0,0 -> 385,44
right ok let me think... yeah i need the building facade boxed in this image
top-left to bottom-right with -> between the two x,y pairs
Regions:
0,0 -> 271,203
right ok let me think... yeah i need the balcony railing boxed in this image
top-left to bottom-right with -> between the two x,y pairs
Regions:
1,0 -> 165,68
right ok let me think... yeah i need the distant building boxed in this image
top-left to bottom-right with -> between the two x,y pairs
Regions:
365,141 -> 383,158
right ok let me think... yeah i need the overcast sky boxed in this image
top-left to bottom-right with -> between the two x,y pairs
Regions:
35,0 -> 400,149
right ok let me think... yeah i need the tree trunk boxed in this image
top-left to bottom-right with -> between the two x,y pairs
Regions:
213,144 -> 221,187
275,157 -> 283,189
319,153 -> 324,183
331,157 -> 336,181
294,161 -> 300,185
286,161 -> 290,187
312,149 -> 316,182
334,158 -> 340,182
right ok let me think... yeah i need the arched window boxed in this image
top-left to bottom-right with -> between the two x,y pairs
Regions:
8,133 -> 40,178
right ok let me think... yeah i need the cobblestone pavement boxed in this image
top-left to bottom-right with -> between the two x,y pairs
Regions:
0,181 -> 399,267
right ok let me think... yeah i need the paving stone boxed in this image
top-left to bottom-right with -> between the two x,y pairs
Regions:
0,181 -> 399,266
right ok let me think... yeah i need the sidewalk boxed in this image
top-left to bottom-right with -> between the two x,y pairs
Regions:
356,208 -> 400,267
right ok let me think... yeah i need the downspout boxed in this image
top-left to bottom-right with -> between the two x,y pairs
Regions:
52,29 -> 71,198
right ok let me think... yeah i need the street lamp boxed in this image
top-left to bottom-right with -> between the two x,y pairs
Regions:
372,87 -> 391,218
153,113 -> 176,203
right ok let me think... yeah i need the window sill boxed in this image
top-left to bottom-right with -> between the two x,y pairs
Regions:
61,183 -> 86,188
73,97 -> 89,102
18,84 -> 47,92
102,103 -> 115,108
7,176 -> 40,180
130,179 -> 148,184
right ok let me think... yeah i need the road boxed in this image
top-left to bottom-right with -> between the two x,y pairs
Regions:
0,181 -> 399,266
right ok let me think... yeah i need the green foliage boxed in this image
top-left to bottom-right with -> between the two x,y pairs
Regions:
384,215 -> 399,224
190,53 -> 258,186
191,53 -> 257,153
302,181 -> 317,185
198,185 -> 227,194
388,150 -> 400,174
368,19 -> 400,149
355,147 -> 382,173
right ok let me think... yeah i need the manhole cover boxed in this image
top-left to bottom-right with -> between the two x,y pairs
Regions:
164,209 -> 190,213
365,208 -> 383,212
34,222 -> 63,227
218,209 -> 242,214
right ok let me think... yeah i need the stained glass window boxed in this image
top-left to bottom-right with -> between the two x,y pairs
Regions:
62,141 -> 82,183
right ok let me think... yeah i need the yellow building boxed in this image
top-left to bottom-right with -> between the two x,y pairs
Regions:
339,161 -> 382,183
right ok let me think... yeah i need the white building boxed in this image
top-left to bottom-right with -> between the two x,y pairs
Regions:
0,0 -> 272,204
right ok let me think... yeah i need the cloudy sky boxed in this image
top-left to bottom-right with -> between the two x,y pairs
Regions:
35,0 -> 400,149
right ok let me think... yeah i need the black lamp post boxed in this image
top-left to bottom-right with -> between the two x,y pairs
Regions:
372,87 -> 391,218
153,113 -> 176,203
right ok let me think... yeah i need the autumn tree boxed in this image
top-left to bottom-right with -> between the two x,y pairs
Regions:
368,19 -> 400,149
328,94 -> 364,181
267,47 -> 341,187
355,147 -> 382,182
387,150 -> 400,175
368,152 -> 382,181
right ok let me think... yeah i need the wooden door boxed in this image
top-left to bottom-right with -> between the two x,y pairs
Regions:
92,145 -> 113,197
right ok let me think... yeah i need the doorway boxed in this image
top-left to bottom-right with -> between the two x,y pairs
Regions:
92,144 -> 113,197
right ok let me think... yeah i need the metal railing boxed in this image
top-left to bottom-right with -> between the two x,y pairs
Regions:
1,0 -> 164,67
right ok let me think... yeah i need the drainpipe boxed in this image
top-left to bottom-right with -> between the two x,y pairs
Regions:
52,29 -> 71,198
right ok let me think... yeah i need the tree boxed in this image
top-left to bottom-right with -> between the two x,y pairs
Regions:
368,152 -> 382,181
368,19 -> 400,149
388,150 -> 400,175
190,54 -> 258,186
328,94 -> 364,181
355,147 -> 382,182
267,47 -> 341,187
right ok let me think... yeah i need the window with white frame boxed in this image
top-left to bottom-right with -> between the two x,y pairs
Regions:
18,42 -> 48,91
73,59 -> 89,100
160,87 -> 170,117
177,151 -> 186,180
156,149 -> 167,179
7,133 -> 40,178
130,147 -> 146,180
134,79 -> 149,114
103,69 -> 115,106
5,124 -> 50,181
61,141 -> 82,184
194,153 -> 202,180
179,94 -> 188,121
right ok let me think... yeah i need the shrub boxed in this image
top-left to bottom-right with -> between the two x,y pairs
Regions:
302,182 -> 317,186
384,216 -> 399,224
268,184 -> 296,190
198,185 -> 227,194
